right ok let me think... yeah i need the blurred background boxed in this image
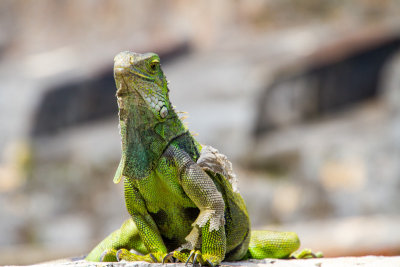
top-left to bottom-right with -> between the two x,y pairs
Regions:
1,0 -> 400,265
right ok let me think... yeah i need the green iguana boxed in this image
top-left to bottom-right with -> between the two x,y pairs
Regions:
85,51 -> 321,266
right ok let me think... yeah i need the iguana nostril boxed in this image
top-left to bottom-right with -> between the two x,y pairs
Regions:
114,66 -> 128,75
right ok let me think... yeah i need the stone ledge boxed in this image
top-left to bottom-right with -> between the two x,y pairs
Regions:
14,256 -> 400,267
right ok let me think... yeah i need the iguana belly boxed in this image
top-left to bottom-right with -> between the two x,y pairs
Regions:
135,159 -> 199,251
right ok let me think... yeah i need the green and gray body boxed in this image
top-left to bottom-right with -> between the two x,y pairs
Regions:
85,51 -> 317,266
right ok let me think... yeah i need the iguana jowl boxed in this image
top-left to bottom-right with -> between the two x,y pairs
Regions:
85,51 -> 320,266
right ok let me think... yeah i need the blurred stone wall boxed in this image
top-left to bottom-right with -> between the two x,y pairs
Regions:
245,39 -> 400,223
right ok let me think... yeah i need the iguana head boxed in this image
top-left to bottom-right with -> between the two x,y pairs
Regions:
114,51 -> 171,122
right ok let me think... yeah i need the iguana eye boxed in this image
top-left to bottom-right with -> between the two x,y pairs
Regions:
149,59 -> 159,72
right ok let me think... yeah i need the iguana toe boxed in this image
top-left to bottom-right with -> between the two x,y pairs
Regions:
99,248 -> 118,262
290,248 -> 323,259
116,249 -> 166,263
206,259 -> 215,267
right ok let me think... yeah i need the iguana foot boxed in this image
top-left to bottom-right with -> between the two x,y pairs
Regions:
99,248 -> 118,262
116,248 -> 169,263
290,249 -> 323,259
163,249 -> 220,266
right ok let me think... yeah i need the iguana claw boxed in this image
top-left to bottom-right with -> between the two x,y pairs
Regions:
192,253 -> 199,266
162,252 -> 175,264
185,250 -> 205,266
115,249 -> 123,261
149,253 -> 157,262
185,250 -> 196,266
164,249 -> 212,266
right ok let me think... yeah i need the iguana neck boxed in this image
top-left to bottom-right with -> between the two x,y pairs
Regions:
118,97 -> 187,179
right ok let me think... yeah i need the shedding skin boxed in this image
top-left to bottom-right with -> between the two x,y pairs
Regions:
85,51 -> 322,266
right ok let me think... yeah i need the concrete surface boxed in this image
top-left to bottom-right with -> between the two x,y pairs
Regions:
13,256 -> 400,267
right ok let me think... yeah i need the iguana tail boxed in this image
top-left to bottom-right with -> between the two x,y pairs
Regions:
244,230 -> 300,259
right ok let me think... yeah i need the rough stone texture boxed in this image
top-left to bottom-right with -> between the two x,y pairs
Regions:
11,256 -> 400,267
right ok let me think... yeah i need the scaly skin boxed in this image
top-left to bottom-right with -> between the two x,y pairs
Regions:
85,51 -> 321,265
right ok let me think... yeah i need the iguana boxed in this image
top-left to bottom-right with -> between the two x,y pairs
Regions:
85,51 -> 321,266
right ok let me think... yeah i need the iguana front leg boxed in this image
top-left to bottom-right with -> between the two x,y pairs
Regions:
86,178 -> 169,263
86,218 -> 146,262
164,145 -> 226,266
117,178 -> 169,262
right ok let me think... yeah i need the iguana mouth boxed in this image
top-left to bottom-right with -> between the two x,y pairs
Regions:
115,77 -> 129,99
116,88 -> 128,98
